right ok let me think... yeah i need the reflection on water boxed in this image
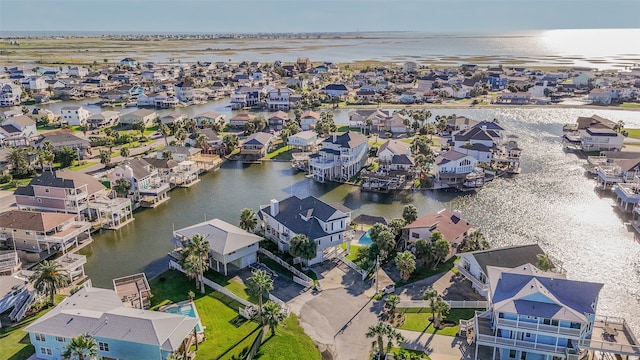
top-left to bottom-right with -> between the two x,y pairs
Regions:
80,107 -> 640,334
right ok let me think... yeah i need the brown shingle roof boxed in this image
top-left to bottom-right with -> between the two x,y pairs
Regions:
0,210 -> 75,232
404,209 -> 472,242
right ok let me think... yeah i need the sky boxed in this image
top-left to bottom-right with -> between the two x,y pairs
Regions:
1,0 -> 639,34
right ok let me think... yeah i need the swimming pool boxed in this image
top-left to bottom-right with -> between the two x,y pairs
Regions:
358,231 -> 373,246
163,302 -> 203,332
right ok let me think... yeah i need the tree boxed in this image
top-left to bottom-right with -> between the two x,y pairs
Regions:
402,204 -> 418,224
30,260 -> 69,305
536,253 -> 553,271
38,148 -> 55,172
239,208 -> 258,232
395,251 -> 416,281
431,235 -> 450,269
162,150 -> 173,160
384,294 -> 400,317
132,121 -> 146,138
8,148 -> 34,178
120,146 -> 130,159
289,234 -> 318,263
422,288 -> 439,325
387,218 -> 406,238
384,327 -> 405,356
460,230 -> 490,252
415,238 -> 432,266
374,230 -> 396,260
62,334 -> 98,360
261,300 -> 286,336
183,234 -> 210,294
56,146 -> 78,168
174,127 -> 187,146
113,178 -> 131,197
158,123 -> 170,146
432,298 -> 451,328
365,322 -> 388,357
99,150 -> 111,168
247,269 -> 274,323
222,134 -> 238,155
195,133 -> 207,149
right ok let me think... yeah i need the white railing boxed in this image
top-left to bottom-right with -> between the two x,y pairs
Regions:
398,299 -> 488,309
476,334 -> 564,354
455,265 -> 489,291
257,248 -> 314,288
495,318 -> 581,337
336,253 -> 369,280
576,338 -> 640,356
268,293 -> 290,317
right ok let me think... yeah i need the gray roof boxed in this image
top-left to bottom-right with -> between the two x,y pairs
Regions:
435,149 -> 469,165
260,196 -> 348,240
454,126 -> 501,142
379,140 -> 410,156
464,244 -> 546,274
18,170 -> 105,196
163,146 -> 201,156
244,132 -> 274,146
322,132 -> 367,149
143,157 -> 179,169
25,287 -> 198,351
175,218 -> 262,256
37,132 -> 89,147
120,158 -> 152,179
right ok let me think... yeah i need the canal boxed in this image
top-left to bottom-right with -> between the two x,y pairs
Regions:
71,106 -> 640,334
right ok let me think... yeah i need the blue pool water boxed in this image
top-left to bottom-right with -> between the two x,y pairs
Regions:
358,231 -> 373,246
166,303 -> 202,332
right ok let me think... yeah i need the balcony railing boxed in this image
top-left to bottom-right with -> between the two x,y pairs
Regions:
476,334 -> 565,354
495,318 -> 582,338
455,264 -> 489,291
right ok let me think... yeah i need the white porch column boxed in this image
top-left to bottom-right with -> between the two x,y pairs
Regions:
224,263 -> 228,276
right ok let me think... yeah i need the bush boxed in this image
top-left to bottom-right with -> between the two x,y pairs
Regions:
0,173 -> 13,184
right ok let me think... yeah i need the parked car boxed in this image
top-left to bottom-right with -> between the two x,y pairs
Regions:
383,284 -> 395,294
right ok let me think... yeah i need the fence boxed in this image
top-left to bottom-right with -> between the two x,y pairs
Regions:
257,248 -> 314,288
245,326 -> 267,360
336,253 -> 369,280
268,293 -> 290,316
398,299 -> 488,309
168,259 -> 253,307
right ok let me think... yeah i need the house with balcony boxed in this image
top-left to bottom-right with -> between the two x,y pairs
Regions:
136,92 -> 179,109
287,130 -> 318,152
109,158 -> 170,209
120,109 -> 158,127
230,87 -> 261,109
348,109 -> 389,132
240,132 -> 274,163
453,122 -> 505,164
0,250 -> 21,276
172,218 -> 262,275
0,210 -> 91,264
0,114 -> 38,147
229,113 -> 254,128
194,111 -> 225,126
0,83 -> 22,107
0,271 -> 36,326
259,196 -> 352,265
309,132 -> 369,183
86,111 -> 120,129
577,127 -> 624,152
60,106 -> 92,126
54,253 -> 88,284
403,209 -> 472,259
25,286 -> 199,360
268,111 -> 289,130
186,128 -> 223,154
267,87 -> 294,110
433,149 -> 485,190
361,139 -> 414,192
456,244 -> 548,297
300,110 -> 321,131
35,131 -> 91,159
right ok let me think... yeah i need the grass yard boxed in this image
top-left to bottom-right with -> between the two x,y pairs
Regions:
204,270 -> 258,303
254,314 -> 321,360
390,347 -> 431,360
69,161 -> 98,171
0,178 -> 32,191
620,103 -> 640,109
399,307 -> 480,337
0,309 -> 51,360
149,270 -> 261,360
339,243 -> 363,262
265,142 -> 293,160
624,128 -> 640,139
395,257 -> 458,287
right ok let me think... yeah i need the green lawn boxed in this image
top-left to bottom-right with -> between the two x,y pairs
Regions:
620,103 -> 640,109
339,243 -> 362,262
203,270 -> 258,303
254,314 -> 321,360
399,308 -> 479,337
0,178 -> 32,191
69,161 -> 98,171
390,347 -> 431,360
624,128 -> 640,140
150,270 -> 261,360
265,142 -> 293,160
396,257 -> 458,287
0,309 -> 50,360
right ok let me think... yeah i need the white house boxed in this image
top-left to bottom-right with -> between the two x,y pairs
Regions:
120,109 -> 158,126
266,87 -> 294,110
300,110 -> 320,131
109,158 -> 170,208
68,66 -> 89,77
433,149 -> 480,187
172,218 -> 262,275
288,130 -> 318,151
60,106 -> 92,126
86,111 -> 120,129
578,127 -> 624,151
309,132 -> 369,183
0,114 -> 38,146
453,121 -> 505,163
377,140 -> 414,172
194,111 -> 225,126
0,83 -> 23,106
259,196 -> 351,265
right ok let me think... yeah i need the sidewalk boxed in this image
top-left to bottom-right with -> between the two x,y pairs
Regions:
399,329 -> 472,360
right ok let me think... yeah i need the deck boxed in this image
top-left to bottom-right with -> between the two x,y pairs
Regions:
577,317 -> 640,357
113,273 -> 152,310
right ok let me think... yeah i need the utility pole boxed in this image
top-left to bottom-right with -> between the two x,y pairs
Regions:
375,255 -> 379,294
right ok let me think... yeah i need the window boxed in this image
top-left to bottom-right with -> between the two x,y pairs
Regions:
520,352 -> 527,360
551,319 -> 559,326
25,231 -> 32,235
34,333 -> 46,341
411,233 -> 419,239
498,312 -> 504,318
39,347 -> 52,356
37,198 -> 42,203
56,336 -> 66,342
509,350 -> 517,358
543,318 -> 551,325
99,341 -> 110,352
44,188 -> 50,194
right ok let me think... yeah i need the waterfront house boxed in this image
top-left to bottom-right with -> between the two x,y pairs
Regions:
0,210 -> 91,264
87,111 -> 120,129
120,57 -> 138,67
230,87 -> 261,109
487,74 -> 508,90
136,92 -> 179,109
577,127 -> 624,152
495,92 -> 531,105
403,209 -> 472,259
35,131 -> 91,158
229,113 -> 254,128
0,115 -> 38,146
433,149 -> 485,190
60,106 -> 92,126
322,84 -> 349,98
172,218 -> 262,275
186,128 -> 223,154
259,196 -> 352,265
0,250 -> 21,276
0,83 -> 22,107
120,109 -> 158,127
300,110 -> 320,131
0,271 -> 35,326
112,273 -> 152,310
174,81 -> 194,102
266,87 -> 294,110
160,112 -> 186,125
588,88 -> 612,105
595,157 -> 640,190
453,123 -> 504,163
403,61 -> 418,73
194,111 -> 225,126
109,158 -> 170,208
348,109 -> 389,132
25,287 -> 199,360
297,57 -> 312,72
14,170 -> 133,229
240,132 -> 274,163
68,66 -> 88,77
309,132 -> 369,183
157,146 -> 201,162
377,140 -> 414,172
445,116 -> 480,135
287,130 -> 318,152
456,244 -> 547,297
268,111 -> 289,130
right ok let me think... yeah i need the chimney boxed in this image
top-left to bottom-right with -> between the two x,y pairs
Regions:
270,199 -> 279,216
452,210 -> 463,220
481,125 -> 487,132
333,134 -> 337,142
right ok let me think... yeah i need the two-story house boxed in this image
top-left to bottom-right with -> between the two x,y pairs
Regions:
0,115 -> 38,146
230,87 -> 261,109
194,111 -> 225,127
403,209 -> 472,259
259,195 -> 351,265
86,110 -> 120,129
0,83 -> 23,107
433,149 -> 484,189
453,121 -> 505,163
377,140 -> 414,172
309,132 -> 369,183
172,218 -> 262,275
268,111 -> 289,130
266,87 -> 294,110
240,132 -> 274,163
35,131 -> 91,159
300,110 -> 320,131
60,106 -> 92,126
109,158 -> 170,208
25,287 -> 199,360
120,109 -> 158,127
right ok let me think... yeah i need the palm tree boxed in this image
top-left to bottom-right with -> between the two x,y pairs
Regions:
119,146 -> 130,159
432,238 -> 450,269
132,121 -> 146,138
174,127 -> 187,146
384,327 -> 405,356
261,300 -> 286,336
365,322 -> 388,356
461,230 -> 490,252
394,251 -> 416,281
99,150 -> 111,168
402,204 -> 418,224
422,288 -> 439,324
374,230 -> 396,260
183,234 -> 210,294
384,294 -> 400,317
239,208 -> 258,232
432,298 -> 451,329
113,178 -> 131,197
62,334 -> 98,360
158,123 -> 170,146
180,252 -> 201,289
247,269 -> 274,323
536,253 -> 553,271
30,260 -> 69,305
288,234 -> 318,263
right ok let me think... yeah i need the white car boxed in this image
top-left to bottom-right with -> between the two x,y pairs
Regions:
383,284 -> 395,294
